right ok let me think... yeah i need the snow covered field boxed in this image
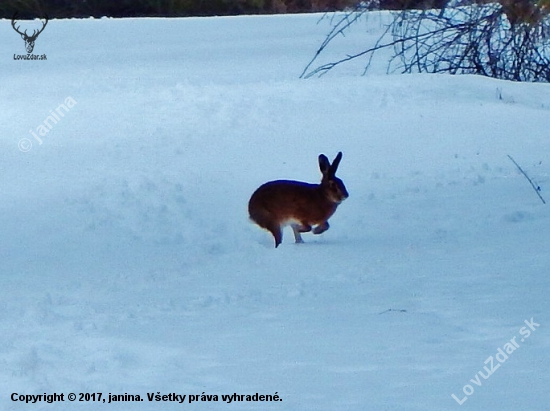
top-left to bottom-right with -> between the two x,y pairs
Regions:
1,11 -> 549,411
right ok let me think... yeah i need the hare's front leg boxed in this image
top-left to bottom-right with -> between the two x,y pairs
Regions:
313,221 -> 329,235
291,223 -> 312,244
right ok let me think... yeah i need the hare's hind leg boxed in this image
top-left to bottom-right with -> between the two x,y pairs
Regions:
313,221 -> 329,235
266,223 -> 283,248
291,223 -> 312,244
250,209 -> 283,247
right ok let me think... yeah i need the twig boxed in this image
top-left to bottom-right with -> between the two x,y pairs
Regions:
507,155 -> 546,204
378,308 -> 407,314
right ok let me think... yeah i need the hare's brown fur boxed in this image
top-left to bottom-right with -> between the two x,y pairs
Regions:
248,152 -> 348,247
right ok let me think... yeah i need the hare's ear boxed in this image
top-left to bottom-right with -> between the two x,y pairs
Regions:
330,152 -> 343,175
319,154 -> 331,177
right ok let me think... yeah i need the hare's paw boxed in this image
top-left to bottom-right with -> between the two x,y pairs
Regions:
295,223 -> 312,233
313,221 -> 329,235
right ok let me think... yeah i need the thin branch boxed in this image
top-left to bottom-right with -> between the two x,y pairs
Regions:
300,6 -> 368,78
507,155 -> 546,204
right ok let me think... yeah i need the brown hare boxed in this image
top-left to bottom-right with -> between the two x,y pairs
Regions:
248,152 -> 349,247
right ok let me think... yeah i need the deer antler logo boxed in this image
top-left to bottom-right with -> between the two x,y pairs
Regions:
11,13 -> 49,54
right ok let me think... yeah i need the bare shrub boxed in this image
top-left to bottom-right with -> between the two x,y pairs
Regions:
302,1 -> 550,82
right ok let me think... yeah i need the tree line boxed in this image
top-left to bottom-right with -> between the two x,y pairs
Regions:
1,0 -> 468,19
1,0 -> 359,19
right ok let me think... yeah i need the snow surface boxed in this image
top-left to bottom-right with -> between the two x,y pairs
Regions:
1,11 -> 549,411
